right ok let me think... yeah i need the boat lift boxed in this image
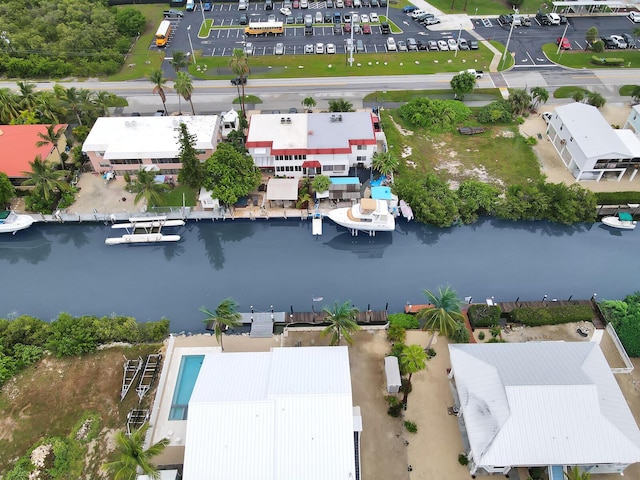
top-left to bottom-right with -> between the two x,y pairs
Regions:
135,354 -> 162,403
121,356 -> 143,401
312,203 -> 322,236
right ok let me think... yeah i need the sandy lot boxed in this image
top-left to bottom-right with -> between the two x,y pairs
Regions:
520,103 -> 640,192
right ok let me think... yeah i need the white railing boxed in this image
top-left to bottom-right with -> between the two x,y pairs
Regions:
606,323 -> 634,374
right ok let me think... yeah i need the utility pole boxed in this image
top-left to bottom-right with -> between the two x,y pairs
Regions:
501,18 -> 516,70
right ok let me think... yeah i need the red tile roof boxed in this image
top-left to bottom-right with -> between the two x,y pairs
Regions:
0,124 -> 68,178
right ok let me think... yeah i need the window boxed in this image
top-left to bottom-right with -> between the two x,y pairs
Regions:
110,159 -> 143,165
356,156 -> 366,162
155,158 -> 178,164
357,145 -> 366,150
98,151 -> 105,157
334,165 -> 346,172
323,165 -> 333,171
99,162 -> 110,168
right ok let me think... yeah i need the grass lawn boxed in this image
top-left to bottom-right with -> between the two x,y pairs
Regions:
189,48 -> 496,79
382,109 -> 543,187
159,185 -> 197,207
233,94 -> 263,104
108,4 -> 166,81
425,0 -> 517,15
542,44 -> 640,69
199,18 -> 214,38
619,85 -> 640,96
363,88 -> 502,102
553,85 -> 588,99
0,345 -> 160,477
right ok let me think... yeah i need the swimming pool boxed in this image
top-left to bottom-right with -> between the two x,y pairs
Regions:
169,355 -> 204,421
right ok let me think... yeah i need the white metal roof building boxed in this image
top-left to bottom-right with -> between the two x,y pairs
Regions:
546,103 -> 639,181
182,346 -> 360,480
245,112 -> 384,178
448,342 -> 640,476
624,105 -> 640,135
82,115 -> 220,175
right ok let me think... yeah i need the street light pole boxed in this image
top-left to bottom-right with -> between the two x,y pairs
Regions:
501,18 -> 516,69
349,11 -> 355,66
555,21 -> 569,55
455,23 -> 462,57
186,25 -> 196,64
199,0 -> 206,24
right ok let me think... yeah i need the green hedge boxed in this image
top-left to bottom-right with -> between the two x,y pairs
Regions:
595,191 -> 640,205
468,305 -> 502,328
388,313 -> 420,330
510,305 -> 593,326
591,55 -> 624,66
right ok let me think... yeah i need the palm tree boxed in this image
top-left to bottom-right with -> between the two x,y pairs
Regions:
572,90 -> 585,103
104,423 -> 168,480
302,96 -> 317,112
174,72 -> 196,115
57,86 -> 89,125
149,69 -> 169,115
320,301 -> 360,346
564,466 -> 591,480
17,81 -> 38,110
229,49 -> 250,119
34,92 -> 63,124
371,151 -> 399,182
587,91 -> 606,108
328,99 -> 354,112
0,88 -> 19,124
399,344 -> 427,404
36,124 -> 66,169
170,51 -> 189,75
417,286 -> 464,350
131,169 -> 169,207
530,86 -> 549,110
92,90 -> 116,117
200,298 -> 242,350
508,88 -> 532,116
21,155 -> 69,203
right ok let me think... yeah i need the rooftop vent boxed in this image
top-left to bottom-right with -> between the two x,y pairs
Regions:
330,114 -> 343,123
280,117 -> 286,124
286,117 -> 292,124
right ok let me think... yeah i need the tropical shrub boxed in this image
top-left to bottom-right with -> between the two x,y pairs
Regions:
388,313 -> 419,330
398,97 -> 471,132
393,173 -> 459,227
458,453 -> 469,465
477,99 -> 514,124
478,331 -> 486,341
600,292 -> 640,356
387,324 -> 406,343
47,314 -> 99,357
595,192 -> 640,205
389,342 -> 406,358
490,325 -> 502,338
449,323 -> 470,343
457,180 -> 501,224
468,305 -> 502,328
404,421 -> 418,433
510,305 -> 593,326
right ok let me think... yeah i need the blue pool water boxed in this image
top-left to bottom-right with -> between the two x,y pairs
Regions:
169,355 -> 204,421
330,177 -> 360,184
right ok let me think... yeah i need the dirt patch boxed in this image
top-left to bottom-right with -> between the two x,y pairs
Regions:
0,345 -> 160,476
388,115 -> 414,136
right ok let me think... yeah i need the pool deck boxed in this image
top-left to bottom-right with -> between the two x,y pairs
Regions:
148,335 -> 221,465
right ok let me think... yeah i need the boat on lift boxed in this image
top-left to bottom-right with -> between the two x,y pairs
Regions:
327,198 -> 395,236
601,212 -> 636,230
105,216 -> 185,245
0,211 -> 35,235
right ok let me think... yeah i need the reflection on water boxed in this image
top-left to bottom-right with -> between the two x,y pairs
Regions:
0,218 -> 639,331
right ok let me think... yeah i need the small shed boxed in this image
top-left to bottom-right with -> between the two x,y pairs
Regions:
384,356 -> 401,394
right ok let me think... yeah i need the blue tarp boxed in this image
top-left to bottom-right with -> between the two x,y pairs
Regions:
371,186 -> 392,200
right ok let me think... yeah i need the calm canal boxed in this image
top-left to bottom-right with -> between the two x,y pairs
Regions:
0,218 -> 637,332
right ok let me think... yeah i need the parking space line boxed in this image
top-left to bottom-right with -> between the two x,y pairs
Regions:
526,51 -> 536,65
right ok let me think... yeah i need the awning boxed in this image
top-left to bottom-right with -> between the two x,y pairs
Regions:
371,186 -> 393,200
301,160 -> 321,168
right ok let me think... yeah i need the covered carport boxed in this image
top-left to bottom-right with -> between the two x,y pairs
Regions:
551,1 -> 629,14
265,178 -> 299,208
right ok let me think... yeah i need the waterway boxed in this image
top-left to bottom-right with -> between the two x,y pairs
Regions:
0,218 -> 637,332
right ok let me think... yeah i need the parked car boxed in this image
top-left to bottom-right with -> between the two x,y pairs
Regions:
238,0 -> 248,10
203,2 -> 212,11
386,37 -> 397,51
286,15 -> 294,24
536,12 -> 552,25
353,23 -> 360,33
304,43 -> 314,53
458,38 -> 469,50
610,35 -> 628,49
163,9 -> 184,18
380,22 -> 390,34
325,12 -> 333,23
416,40 -> 427,50
336,0 -> 344,6
301,0 -> 308,7
305,14 -> 313,25
345,0 -> 353,6
371,0 -> 379,6
447,38 -> 458,50
356,39 -> 364,52
326,43 -> 336,53
293,0 -> 299,7
265,0 -> 273,9
499,14 -> 513,25
410,10 -> 426,19
343,22 -> 351,33
280,7 -> 292,16
397,40 -> 407,51
274,43 -> 285,55
407,38 -> 417,51
379,0 -> 387,6
629,11 -> 640,23
370,13 -> 379,22
315,42 -> 325,54
343,13 -> 351,22
352,13 -> 359,23
559,14 -> 568,24
422,17 -> 440,26
362,24 -> 371,34
428,40 -> 438,51
469,39 -> 479,50
354,0 -> 361,7
346,38 -> 353,52
361,0 -> 370,7
239,13 -> 248,24
244,42 -> 254,55
402,5 -> 418,12
268,14 -> 276,22
437,39 -> 448,51
601,36 -> 618,49
360,13 -> 369,23
333,24 -> 342,34
622,33 -> 636,49
326,0 -> 334,7
547,13 -> 561,25
315,11 -> 323,23
296,14 -> 304,24
556,37 -> 571,50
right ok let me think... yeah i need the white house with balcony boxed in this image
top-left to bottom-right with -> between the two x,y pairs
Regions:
546,103 -> 640,181
623,105 -> 640,135
245,112 -> 384,178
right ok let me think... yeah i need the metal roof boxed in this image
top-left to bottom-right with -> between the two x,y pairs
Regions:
449,342 -> 640,468
183,346 -> 356,480
266,178 -> 299,201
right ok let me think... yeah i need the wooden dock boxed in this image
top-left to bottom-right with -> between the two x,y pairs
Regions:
287,310 -> 388,325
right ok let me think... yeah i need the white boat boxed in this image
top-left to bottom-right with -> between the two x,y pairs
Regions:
0,211 -> 35,235
327,198 -> 395,236
602,212 -> 636,230
106,216 -> 185,245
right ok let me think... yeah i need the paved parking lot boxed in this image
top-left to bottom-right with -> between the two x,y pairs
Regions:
155,2 -> 480,57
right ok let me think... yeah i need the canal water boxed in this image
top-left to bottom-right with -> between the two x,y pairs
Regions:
0,218 -> 637,332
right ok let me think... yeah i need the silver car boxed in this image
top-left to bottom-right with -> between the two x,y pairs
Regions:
274,43 -> 285,55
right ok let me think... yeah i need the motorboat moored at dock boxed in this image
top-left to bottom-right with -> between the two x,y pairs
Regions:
601,212 -> 636,230
327,199 -> 395,236
0,210 -> 35,235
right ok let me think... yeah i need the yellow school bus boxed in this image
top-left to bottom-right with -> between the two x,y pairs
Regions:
155,20 -> 172,47
244,21 -> 284,36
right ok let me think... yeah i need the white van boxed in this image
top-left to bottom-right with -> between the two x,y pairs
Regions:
629,11 -> 640,23
186,0 -> 195,11
547,13 -> 561,25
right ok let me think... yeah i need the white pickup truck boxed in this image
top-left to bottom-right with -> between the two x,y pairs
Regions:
459,69 -> 484,79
